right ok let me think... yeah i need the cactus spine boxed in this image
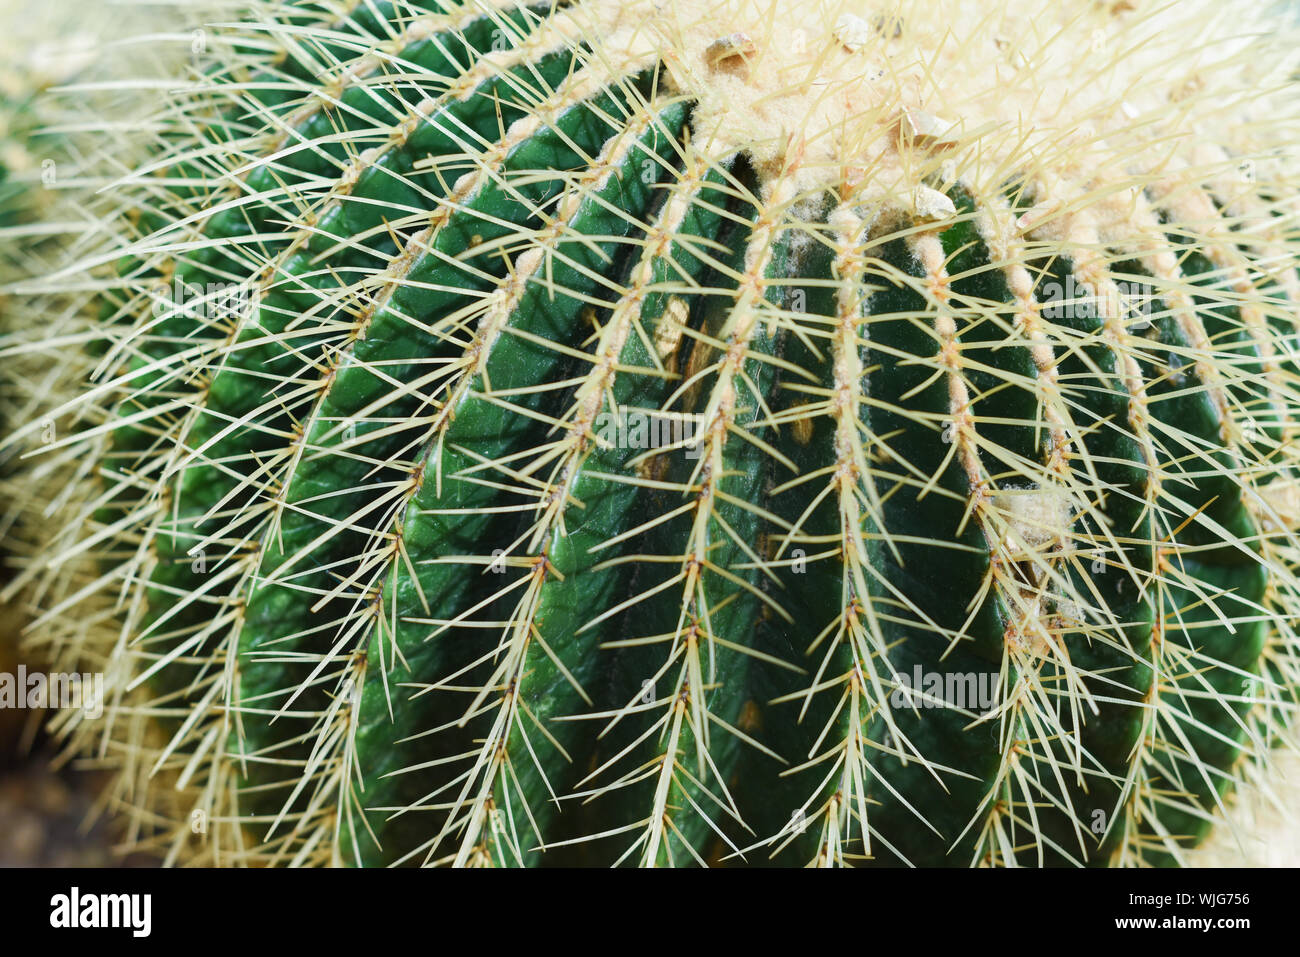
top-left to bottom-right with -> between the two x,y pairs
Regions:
5,0 -> 1300,866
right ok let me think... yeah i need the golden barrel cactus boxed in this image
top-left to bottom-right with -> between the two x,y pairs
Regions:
2,0 -> 1299,867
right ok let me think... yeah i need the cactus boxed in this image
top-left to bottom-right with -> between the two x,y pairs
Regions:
0,0 -> 100,258
0,0 -> 145,755
5,0 -> 1300,867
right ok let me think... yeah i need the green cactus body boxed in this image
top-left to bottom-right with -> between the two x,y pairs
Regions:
10,0 -> 1300,867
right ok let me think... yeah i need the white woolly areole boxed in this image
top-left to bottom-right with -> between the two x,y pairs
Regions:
560,0 -> 1298,225
995,485 -> 1074,551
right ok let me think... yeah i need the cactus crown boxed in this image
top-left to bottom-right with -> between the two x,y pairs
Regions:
5,0 -> 1300,867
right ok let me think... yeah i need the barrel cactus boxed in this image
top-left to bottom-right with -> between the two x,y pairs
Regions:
0,0 -> 103,259
5,0 -> 1300,867
0,0 -> 169,755
0,0 -> 95,417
